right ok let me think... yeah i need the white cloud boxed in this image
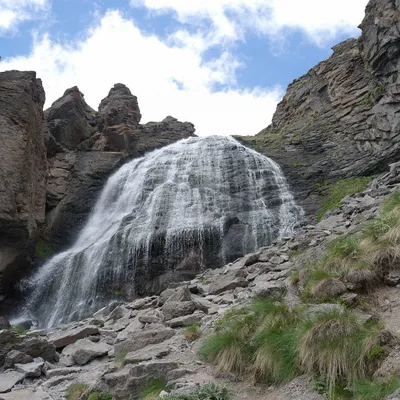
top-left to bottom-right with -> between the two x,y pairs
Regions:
0,10 -> 282,136
0,0 -> 50,33
131,0 -> 369,45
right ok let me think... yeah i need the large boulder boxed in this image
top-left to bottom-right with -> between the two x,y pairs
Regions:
0,71 -> 46,301
0,330 -> 57,367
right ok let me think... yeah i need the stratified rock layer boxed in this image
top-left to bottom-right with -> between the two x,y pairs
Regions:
239,0 -> 400,218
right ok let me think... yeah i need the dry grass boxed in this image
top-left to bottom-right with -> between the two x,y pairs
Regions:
298,310 -> 375,394
345,268 -> 379,292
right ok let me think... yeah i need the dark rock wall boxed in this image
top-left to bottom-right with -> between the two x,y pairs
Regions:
239,0 -> 400,219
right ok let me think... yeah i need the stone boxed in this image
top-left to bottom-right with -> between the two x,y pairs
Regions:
208,276 -> 248,295
138,309 -> 163,325
46,86 -> 97,150
62,338 -> 111,365
123,343 -> 171,365
191,295 -> 213,313
165,312 -> 203,328
252,280 -> 286,300
0,388 -> 53,400
48,325 -> 99,348
116,318 -> 144,343
15,358 -> 44,377
4,350 -> 34,369
385,271 -> 400,286
0,71 -> 46,302
106,305 -> 130,321
0,330 -> 57,367
45,366 -> 82,379
0,370 -> 25,393
104,361 -> 177,399
162,301 -> 197,321
114,327 -> 175,356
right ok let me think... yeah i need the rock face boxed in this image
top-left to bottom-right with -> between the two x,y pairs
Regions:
0,71 -> 47,301
0,73 -> 196,308
239,0 -> 400,218
43,83 -> 196,252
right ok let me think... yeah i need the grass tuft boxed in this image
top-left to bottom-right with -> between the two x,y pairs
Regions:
66,383 -> 88,400
184,322 -> 202,342
139,377 -> 167,400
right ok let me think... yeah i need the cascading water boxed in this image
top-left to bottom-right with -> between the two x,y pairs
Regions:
25,136 -> 303,328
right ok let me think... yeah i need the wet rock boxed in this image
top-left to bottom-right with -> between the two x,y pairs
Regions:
0,316 -> 10,330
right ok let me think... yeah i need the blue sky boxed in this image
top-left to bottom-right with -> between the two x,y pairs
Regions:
0,0 -> 369,136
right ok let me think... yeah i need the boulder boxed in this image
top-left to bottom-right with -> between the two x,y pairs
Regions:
165,312 -> 203,328
104,361 -> 177,400
15,358 -> 44,377
4,350 -> 33,368
114,327 -> 175,356
48,325 -> 99,349
161,301 -> 197,321
0,330 -> 57,366
0,370 -> 25,393
62,338 -> 111,366
123,343 -> 171,365
0,388 -> 53,400
252,280 -> 286,300
45,366 -> 82,379
208,276 -> 248,295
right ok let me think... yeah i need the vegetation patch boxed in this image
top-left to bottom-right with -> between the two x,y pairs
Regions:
87,392 -> 113,400
139,377 -> 167,400
35,239 -> 54,259
317,177 -> 373,221
66,383 -> 88,400
156,383 -> 233,400
184,322 -> 202,342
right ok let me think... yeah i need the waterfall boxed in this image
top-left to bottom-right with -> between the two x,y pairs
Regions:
25,136 -> 303,328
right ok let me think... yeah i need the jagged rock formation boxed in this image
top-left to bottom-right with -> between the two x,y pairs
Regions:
0,75 -> 196,307
0,71 -> 47,302
239,0 -> 400,219
44,83 -> 196,251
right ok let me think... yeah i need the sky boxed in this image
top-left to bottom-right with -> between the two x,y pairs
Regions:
0,0 -> 369,136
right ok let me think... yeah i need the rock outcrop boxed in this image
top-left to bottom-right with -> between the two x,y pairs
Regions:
43,84 -> 196,252
239,0 -> 400,219
0,73 -> 196,306
0,71 -> 47,301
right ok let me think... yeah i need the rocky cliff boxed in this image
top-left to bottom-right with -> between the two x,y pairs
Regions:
0,77 -> 195,306
239,0 -> 400,219
0,71 -> 47,303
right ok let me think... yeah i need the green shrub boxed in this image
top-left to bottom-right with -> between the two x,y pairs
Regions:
139,377 -> 167,400
90,319 -> 105,327
66,383 -> 88,400
327,235 -> 362,260
317,177 -> 373,221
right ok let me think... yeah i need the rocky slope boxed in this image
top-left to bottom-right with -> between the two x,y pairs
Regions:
0,75 -> 195,308
239,0 -> 400,219
1,164 -> 400,399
